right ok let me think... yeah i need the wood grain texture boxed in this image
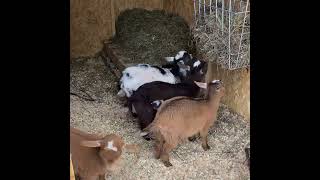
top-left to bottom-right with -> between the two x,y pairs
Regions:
206,60 -> 250,121
70,0 -> 113,58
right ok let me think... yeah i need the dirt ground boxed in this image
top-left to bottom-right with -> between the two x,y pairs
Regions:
70,57 -> 250,180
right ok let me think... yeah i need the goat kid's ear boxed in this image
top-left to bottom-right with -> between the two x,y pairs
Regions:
164,57 -> 175,62
80,140 -> 102,147
194,81 -> 207,89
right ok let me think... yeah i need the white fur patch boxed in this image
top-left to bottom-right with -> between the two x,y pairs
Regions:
140,132 -> 149,136
212,80 -> 220,83
131,104 -> 136,114
164,57 -> 174,62
117,90 -> 126,97
152,100 -> 161,107
179,68 -> 187,77
193,60 -> 201,67
175,50 -> 187,60
106,140 -> 118,152
119,65 -> 177,97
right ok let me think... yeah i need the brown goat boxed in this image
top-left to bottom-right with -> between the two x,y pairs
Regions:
144,80 -> 225,167
70,127 -> 139,180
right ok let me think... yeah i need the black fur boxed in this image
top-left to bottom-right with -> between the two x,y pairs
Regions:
138,64 -> 149,68
151,66 -> 166,75
125,72 -> 131,78
177,52 -> 192,64
162,63 -> 180,77
130,98 -> 157,130
127,80 -> 201,131
190,60 -> 208,76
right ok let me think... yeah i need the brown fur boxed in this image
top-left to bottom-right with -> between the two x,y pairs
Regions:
70,127 -> 139,180
145,81 -> 225,167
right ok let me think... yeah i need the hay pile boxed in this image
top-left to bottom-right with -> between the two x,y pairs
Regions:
192,3 -> 250,70
110,8 -> 194,65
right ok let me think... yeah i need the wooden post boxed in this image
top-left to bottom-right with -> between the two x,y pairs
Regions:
70,154 -> 75,180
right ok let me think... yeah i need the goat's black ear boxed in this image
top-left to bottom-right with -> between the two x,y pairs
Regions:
161,63 -> 174,68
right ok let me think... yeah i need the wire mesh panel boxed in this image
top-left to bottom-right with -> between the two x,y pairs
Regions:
192,0 -> 250,70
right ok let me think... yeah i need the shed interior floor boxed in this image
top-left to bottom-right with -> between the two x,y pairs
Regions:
70,57 -> 250,180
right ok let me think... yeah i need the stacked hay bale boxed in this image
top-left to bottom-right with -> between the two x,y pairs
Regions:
110,8 -> 195,65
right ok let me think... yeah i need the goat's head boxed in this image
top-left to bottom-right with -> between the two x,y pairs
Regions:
186,59 -> 208,82
164,50 -> 193,65
164,50 -> 208,82
80,134 -> 125,162
194,80 -> 225,97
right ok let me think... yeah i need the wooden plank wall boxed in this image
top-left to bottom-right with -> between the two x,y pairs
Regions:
70,0 -> 194,59
163,0 -> 193,26
206,60 -> 250,121
70,0 -> 113,58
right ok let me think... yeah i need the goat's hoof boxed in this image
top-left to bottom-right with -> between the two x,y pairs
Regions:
202,145 -> 211,151
188,136 -> 197,142
163,161 -> 173,167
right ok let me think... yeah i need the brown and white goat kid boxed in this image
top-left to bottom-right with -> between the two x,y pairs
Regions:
144,80 -> 225,167
70,127 -> 139,180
